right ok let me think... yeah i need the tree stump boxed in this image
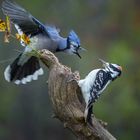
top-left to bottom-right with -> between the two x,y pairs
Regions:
39,49 -> 116,140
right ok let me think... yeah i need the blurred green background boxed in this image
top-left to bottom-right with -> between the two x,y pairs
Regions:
0,0 -> 140,140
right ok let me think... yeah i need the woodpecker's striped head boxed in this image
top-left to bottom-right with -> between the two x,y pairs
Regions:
99,59 -> 122,80
67,30 -> 85,58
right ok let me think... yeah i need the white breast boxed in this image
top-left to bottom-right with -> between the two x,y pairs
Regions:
78,69 -> 100,104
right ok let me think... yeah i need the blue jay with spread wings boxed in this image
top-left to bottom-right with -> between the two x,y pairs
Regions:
2,0 -> 85,85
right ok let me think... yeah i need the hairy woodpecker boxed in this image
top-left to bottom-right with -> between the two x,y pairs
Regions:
2,0 -> 85,85
78,59 -> 122,126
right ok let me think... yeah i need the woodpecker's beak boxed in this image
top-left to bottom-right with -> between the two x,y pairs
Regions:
99,59 -> 108,67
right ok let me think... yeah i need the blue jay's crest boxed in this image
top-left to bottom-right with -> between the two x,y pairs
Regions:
68,30 -> 80,46
67,30 -> 85,58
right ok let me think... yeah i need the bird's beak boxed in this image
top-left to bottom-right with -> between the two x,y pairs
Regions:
75,46 -> 86,58
74,46 -> 85,58
75,51 -> 81,59
79,46 -> 86,51
99,59 -> 108,67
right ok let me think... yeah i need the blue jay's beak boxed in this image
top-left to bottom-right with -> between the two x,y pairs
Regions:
79,46 -> 86,51
76,46 -> 86,58
75,51 -> 81,59
75,46 -> 86,58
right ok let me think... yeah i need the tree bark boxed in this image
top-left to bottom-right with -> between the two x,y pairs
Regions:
39,49 -> 117,140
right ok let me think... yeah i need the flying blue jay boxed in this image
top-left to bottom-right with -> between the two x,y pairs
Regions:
78,59 -> 122,126
2,0 -> 85,85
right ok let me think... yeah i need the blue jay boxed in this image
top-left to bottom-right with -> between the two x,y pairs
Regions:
2,0 -> 85,84
78,59 -> 122,126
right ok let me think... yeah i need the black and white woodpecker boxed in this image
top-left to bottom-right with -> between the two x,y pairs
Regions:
78,59 -> 122,126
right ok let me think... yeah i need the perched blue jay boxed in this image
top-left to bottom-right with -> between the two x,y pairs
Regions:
2,0 -> 85,84
78,59 -> 122,126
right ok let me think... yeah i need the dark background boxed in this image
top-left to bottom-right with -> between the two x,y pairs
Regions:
0,0 -> 140,140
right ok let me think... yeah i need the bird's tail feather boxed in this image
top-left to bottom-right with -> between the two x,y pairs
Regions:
85,102 -> 93,126
4,53 -> 44,85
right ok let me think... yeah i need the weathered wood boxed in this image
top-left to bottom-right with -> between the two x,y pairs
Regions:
40,49 -> 116,140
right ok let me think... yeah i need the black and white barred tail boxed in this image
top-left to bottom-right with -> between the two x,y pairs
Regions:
84,102 -> 93,126
4,53 -> 44,85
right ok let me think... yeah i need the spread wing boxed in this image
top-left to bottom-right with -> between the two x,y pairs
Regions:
45,24 -> 61,39
2,0 -> 49,37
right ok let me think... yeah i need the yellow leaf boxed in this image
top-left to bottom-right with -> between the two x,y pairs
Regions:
0,16 -> 11,43
16,33 -> 31,45
16,33 -> 21,40
6,16 -> 11,33
4,16 -> 11,43
21,34 -> 31,45
0,19 -> 6,32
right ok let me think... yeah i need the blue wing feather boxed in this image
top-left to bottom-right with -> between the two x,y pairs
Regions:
45,25 -> 61,39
